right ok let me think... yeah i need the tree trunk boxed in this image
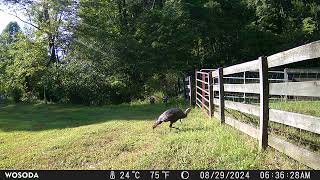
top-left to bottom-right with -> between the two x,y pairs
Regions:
42,3 -> 57,67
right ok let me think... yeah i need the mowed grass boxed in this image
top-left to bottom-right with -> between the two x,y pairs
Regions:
0,103 -> 308,169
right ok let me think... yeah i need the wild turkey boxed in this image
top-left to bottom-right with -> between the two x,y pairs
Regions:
152,108 -> 191,130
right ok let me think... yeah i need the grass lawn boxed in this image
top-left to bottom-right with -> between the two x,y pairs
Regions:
0,102 -> 308,169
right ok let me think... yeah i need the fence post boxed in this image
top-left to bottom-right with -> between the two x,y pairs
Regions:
189,76 -> 192,107
195,69 -> 198,107
284,68 -> 288,101
183,77 -> 186,99
202,73 -> 205,111
218,68 -> 225,123
208,72 -> 214,117
243,71 -> 246,103
259,56 -> 269,151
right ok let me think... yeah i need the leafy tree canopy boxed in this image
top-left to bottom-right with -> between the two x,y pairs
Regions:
0,0 -> 319,104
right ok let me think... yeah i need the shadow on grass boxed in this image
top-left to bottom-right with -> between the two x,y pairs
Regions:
0,103 -> 188,132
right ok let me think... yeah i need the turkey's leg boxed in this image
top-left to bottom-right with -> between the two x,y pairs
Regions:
169,122 -> 173,131
169,122 -> 179,130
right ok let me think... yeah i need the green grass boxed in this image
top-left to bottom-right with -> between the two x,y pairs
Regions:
0,102 -> 308,169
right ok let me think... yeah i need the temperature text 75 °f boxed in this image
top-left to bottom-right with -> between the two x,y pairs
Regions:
150,171 -> 170,179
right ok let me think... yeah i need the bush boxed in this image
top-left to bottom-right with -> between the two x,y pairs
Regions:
9,87 -> 22,103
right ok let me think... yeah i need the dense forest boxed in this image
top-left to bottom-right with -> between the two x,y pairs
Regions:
0,0 -> 319,105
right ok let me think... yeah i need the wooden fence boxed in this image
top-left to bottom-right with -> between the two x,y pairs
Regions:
194,40 -> 320,169
220,68 -> 320,102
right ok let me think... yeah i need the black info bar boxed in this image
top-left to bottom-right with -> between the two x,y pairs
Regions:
1,170 -> 319,180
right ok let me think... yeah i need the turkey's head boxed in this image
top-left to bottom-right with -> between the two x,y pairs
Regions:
152,118 -> 161,129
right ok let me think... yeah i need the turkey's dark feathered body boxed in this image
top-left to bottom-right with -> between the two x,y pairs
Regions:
153,108 -> 188,129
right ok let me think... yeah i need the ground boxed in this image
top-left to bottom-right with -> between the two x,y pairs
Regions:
0,102 -> 308,169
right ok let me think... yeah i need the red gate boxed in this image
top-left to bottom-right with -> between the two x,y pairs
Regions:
195,69 -> 215,117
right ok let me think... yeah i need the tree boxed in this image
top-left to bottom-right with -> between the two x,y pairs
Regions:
1,0 -> 319,104
2,0 -> 78,66
1,21 -> 21,43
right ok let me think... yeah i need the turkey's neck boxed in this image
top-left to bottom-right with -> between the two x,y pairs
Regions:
184,109 -> 191,116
